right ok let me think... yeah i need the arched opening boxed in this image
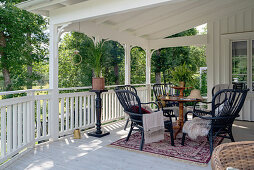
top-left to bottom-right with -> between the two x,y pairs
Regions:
102,40 -> 125,86
130,46 -> 146,84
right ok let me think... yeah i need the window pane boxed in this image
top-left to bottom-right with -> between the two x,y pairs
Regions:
232,41 -> 247,85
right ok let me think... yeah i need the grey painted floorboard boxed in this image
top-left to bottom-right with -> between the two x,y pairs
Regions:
5,120 -> 254,170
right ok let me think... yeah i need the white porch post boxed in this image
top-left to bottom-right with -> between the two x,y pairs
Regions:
206,22 -> 214,104
49,22 -> 59,141
146,48 -> 152,102
124,44 -> 131,85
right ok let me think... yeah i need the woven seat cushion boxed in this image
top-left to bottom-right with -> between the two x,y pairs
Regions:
183,117 -> 211,140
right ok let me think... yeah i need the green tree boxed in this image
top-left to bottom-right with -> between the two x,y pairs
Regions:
58,32 -> 93,88
103,40 -> 124,85
151,28 -> 206,84
0,0 -> 48,91
58,32 -> 126,87
131,47 -> 146,84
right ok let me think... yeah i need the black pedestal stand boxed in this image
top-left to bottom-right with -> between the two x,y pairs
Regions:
88,89 -> 110,137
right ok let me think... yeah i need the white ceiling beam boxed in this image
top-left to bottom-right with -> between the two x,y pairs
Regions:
95,8 -> 148,25
16,0 -> 50,10
148,0 -> 253,39
50,0 -> 187,25
148,18 -> 206,40
134,0 -> 232,37
64,21 -> 148,48
95,17 -> 112,25
149,35 -> 207,49
31,9 -> 50,16
115,0 -> 200,32
61,0 -> 84,6
24,0 -> 67,12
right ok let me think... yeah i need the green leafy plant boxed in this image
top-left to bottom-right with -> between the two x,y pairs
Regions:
170,63 -> 194,85
87,39 -> 106,78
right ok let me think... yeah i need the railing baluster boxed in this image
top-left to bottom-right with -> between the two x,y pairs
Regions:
1,107 -> 7,157
79,96 -> 82,127
36,100 -> 41,139
42,100 -> 46,137
60,98 -> 64,132
114,93 -> 117,119
83,96 -> 86,127
109,93 -> 112,120
105,93 -> 108,121
7,105 -> 13,154
88,95 -> 91,125
18,103 -> 22,147
102,93 -> 105,121
23,102 -> 27,145
66,97 -> 69,130
13,104 -> 18,150
91,95 -> 95,124
31,99 -> 35,142
75,96 -> 78,128
27,102 -> 31,143
70,97 -> 74,129
47,100 -> 51,137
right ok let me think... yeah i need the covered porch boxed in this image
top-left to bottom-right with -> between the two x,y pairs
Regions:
5,120 -> 254,170
1,0 -> 254,169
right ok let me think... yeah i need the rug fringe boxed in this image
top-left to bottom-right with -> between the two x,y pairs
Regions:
107,144 -> 208,167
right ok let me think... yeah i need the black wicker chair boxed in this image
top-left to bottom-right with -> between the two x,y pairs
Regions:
181,89 -> 249,154
153,84 -> 178,120
115,89 -> 174,150
115,85 -> 137,130
192,84 -> 233,114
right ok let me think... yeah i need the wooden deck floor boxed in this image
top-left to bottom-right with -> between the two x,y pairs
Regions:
4,120 -> 254,170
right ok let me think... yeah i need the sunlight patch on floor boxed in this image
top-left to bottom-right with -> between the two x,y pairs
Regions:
233,124 -> 248,129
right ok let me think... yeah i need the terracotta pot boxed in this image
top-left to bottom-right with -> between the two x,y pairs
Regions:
92,77 -> 105,90
179,81 -> 185,87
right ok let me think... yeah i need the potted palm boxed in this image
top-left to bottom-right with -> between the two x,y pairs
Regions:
88,39 -> 106,90
170,63 -> 194,87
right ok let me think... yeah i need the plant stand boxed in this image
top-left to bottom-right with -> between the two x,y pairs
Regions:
88,89 -> 110,137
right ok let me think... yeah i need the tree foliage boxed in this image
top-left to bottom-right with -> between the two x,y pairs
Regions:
0,0 -> 48,91
151,28 -> 206,84
131,47 -> 146,84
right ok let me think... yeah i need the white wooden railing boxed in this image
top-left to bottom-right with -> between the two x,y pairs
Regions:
0,89 -> 51,164
0,84 -> 149,165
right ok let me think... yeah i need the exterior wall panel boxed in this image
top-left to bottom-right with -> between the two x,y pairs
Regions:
207,7 -> 254,121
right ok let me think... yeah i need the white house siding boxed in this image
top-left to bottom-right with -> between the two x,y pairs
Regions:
207,7 -> 254,121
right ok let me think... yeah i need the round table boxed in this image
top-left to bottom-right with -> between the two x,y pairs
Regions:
160,96 -> 201,139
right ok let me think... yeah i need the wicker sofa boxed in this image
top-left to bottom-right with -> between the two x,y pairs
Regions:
211,141 -> 254,170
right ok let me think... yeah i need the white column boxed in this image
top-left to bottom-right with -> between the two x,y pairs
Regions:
124,44 -> 131,85
145,48 -> 152,102
206,21 -> 214,105
49,22 -> 59,141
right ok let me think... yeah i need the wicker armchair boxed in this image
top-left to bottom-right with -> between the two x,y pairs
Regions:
153,84 -> 178,119
114,89 -> 174,150
182,89 -> 249,154
115,85 -> 137,130
211,141 -> 254,170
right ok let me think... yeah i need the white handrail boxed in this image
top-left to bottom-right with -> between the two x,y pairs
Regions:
0,84 -> 148,96
0,89 -> 51,96
58,84 -> 147,91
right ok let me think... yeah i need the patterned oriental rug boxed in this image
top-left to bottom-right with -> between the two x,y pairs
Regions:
108,132 -> 223,166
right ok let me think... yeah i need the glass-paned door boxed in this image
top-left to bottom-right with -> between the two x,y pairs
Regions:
232,41 -> 248,86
